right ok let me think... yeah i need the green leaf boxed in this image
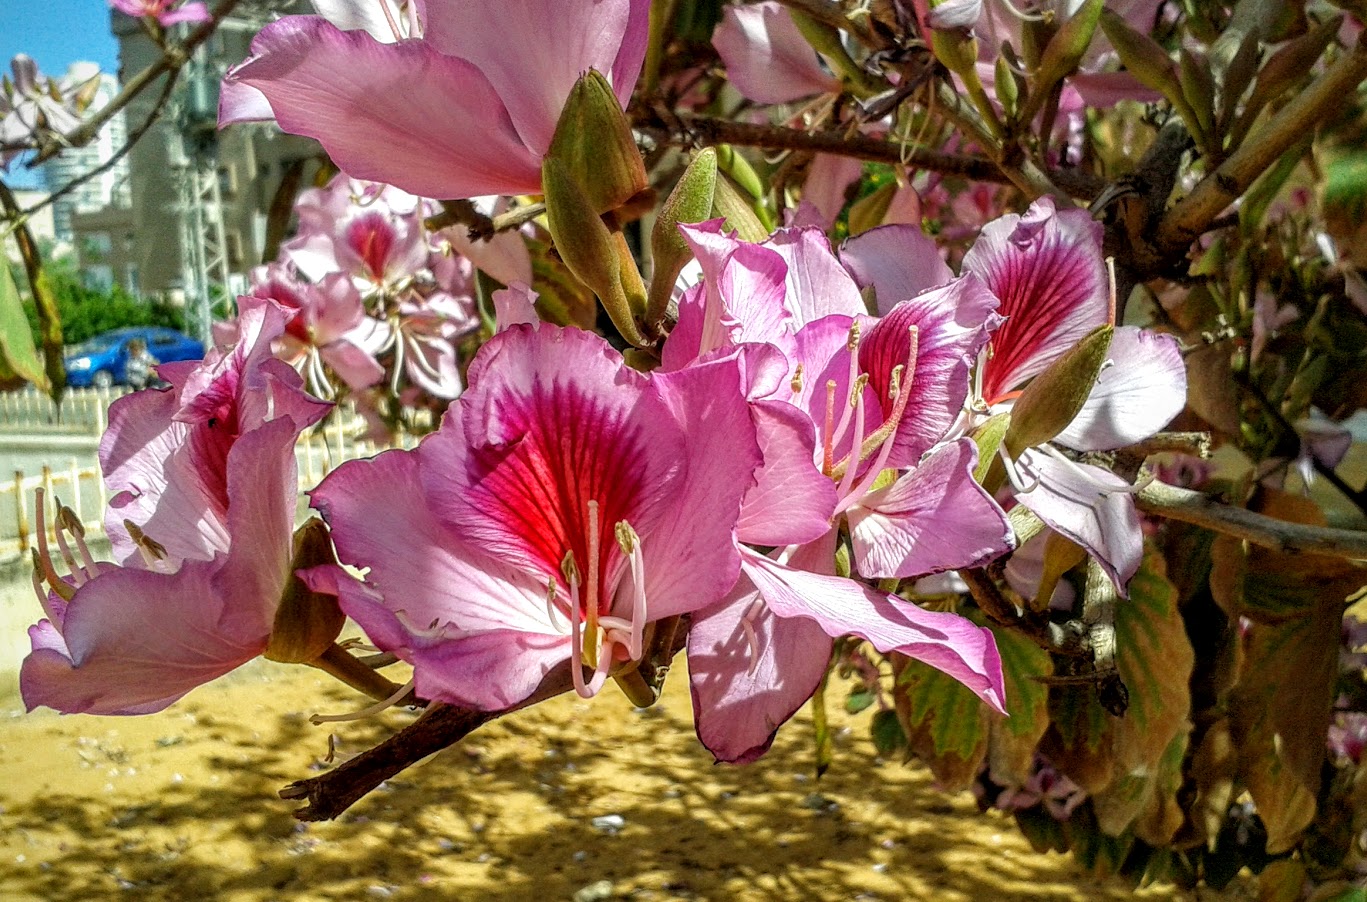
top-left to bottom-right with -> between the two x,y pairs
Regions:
870,709 -> 906,757
845,687 -> 876,715
0,252 -> 48,390
1004,325 -> 1113,457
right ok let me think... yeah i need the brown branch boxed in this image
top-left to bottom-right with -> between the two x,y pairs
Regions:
280,663 -> 574,821
32,0 -> 245,163
649,113 -> 1010,182
960,566 -> 1088,656
1136,480 -> 1367,559
1155,36 -> 1367,256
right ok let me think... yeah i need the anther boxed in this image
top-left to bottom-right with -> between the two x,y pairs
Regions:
790,363 -> 804,394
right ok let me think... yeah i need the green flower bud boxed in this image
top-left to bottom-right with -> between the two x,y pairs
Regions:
646,148 -> 718,328
264,519 -> 346,665
1005,324 -> 1114,457
546,69 -> 647,215
711,173 -> 771,243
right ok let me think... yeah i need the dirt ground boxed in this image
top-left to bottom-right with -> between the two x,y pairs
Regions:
0,650 -> 1255,902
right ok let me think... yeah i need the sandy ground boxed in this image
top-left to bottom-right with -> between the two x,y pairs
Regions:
0,651 -> 1254,902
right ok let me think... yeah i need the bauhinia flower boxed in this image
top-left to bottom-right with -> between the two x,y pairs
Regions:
109,0 -> 212,27
21,298 -> 331,715
220,0 -> 650,200
659,221 -> 1013,761
308,324 -> 763,710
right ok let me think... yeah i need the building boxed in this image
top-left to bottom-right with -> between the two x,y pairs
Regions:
38,63 -> 130,244
70,1 -> 323,338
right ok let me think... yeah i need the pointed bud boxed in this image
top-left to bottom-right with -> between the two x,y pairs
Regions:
930,28 -> 981,81
1032,532 -> 1085,612
711,173 -> 770,243
1026,0 -> 1102,120
715,144 -> 765,203
546,69 -> 647,215
1098,10 -> 1186,116
542,156 -> 651,346
646,148 -> 718,328
971,411 -> 1012,492
264,519 -> 346,664
993,54 -> 1020,121
1005,324 -> 1114,457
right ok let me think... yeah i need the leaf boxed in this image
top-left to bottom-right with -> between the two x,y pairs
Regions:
1093,730 -> 1189,844
986,620 -> 1054,787
893,612 -> 1053,791
1257,857 -> 1308,902
1046,548 -> 1195,803
870,708 -> 907,756
845,687 -> 876,714
0,253 -> 49,390
1186,718 -> 1239,850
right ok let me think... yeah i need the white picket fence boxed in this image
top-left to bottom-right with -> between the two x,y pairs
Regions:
0,387 -> 411,558
0,385 -> 130,434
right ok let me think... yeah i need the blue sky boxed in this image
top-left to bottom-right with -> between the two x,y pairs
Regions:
1,1 -> 121,187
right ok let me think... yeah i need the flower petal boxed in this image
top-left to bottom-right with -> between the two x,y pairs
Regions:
712,1 -> 840,104
848,439 -> 1014,579
223,17 -> 543,199
841,223 -> 954,315
1055,326 -> 1187,451
688,581 -> 833,763
963,197 -> 1111,403
1013,450 -> 1144,593
744,538 -> 1006,712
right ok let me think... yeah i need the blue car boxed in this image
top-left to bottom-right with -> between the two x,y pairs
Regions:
64,327 -> 206,388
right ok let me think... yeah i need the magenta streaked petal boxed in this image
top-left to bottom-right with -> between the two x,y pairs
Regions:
419,0 -> 648,155
744,538 -> 1007,713
712,1 -> 840,104
859,274 -> 1001,466
1055,326 -> 1187,451
841,224 -> 954,315
848,439 -> 1014,579
964,197 -> 1111,403
224,17 -> 542,199
1013,449 -> 1144,593
688,580 -> 833,763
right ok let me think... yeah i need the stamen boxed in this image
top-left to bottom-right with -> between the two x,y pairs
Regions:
790,363 -> 804,395
376,0 -> 404,42
822,380 -> 837,474
309,677 -> 416,725
33,490 -> 74,602
564,550 -> 590,698
124,520 -> 168,569
30,548 -> 67,618
829,326 -> 919,481
544,579 -> 567,634
827,329 -> 866,457
837,388 -> 869,499
54,499 -> 94,584
585,501 -> 601,669
615,521 -> 647,661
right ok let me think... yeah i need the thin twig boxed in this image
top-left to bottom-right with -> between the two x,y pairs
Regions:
32,0 -> 245,163
647,113 -> 1010,182
1136,480 -> 1367,559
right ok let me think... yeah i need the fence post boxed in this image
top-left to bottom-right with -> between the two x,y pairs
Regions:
15,470 -> 28,554
68,458 -> 83,527
41,465 -> 54,546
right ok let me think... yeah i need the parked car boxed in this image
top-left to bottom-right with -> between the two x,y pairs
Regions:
63,327 -> 205,388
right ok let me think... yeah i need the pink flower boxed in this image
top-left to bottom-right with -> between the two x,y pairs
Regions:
308,324 -> 763,709
221,0 -> 650,200
660,221 -> 1012,761
712,2 -> 840,104
110,0 -> 212,27
21,299 -> 330,715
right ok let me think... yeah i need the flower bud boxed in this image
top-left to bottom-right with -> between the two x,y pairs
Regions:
1029,0 -> 1103,114
542,156 -> 651,346
264,518 -> 346,664
646,148 -> 718,328
546,69 -> 648,215
1005,324 -> 1113,457
711,173 -> 771,243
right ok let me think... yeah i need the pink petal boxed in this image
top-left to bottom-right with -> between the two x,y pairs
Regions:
1013,450 -> 1144,593
765,227 -> 868,326
158,2 -> 212,25
858,274 -> 1001,466
712,1 -> 840,104
223,17 -> 543,199
802,154 -> 862,227
744,538 -> 1007,712
848,439 -> 1014,579
493,283 -> 541,332
419,0 -> 648,155
1055,326 -> 1187,451
688,582 -> 834,763
443,223 -> 534,288
21,561 -> 262,716
841,224 -> 954,315
739,399 -> 838,547
963,197 -> 1111,403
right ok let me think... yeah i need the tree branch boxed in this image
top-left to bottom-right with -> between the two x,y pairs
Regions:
32,0 -> 245,163
645,113 -> 1010,182
1137,480 -> 1367,559
1155,37 -> 1367,256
